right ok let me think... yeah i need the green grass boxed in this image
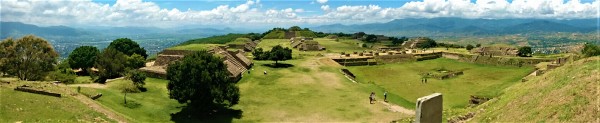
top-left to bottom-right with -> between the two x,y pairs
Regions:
74,76 -> 93,84
227,38 -> 252,45
232,57 -> 410,122
0,80 -> 114,122
168,44 -> 221,51
263,30 -> 286,39
178,33 -> 247,45
79,78 -> 184,122
471,56 -> 599,122
346,58 -> 534,109
317,38 -> 370,53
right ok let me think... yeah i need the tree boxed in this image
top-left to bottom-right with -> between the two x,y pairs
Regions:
0,38 -> 15,76
107,38 -> 148,58
252,47 -> 267,60
68,46 -> 100,72
167,50 -> 239,112
416,38 -> 437,49
364,34 -> 377,43
127,70 -> 146,89
289,26 -> 302,31
354,32 -> 366,39
0,35 -> 58,80
126,54 -> 146,69
582,43 -> 600,57
94,48 -> 127,83
391,36 -> 407,46
517,46 -> 532,57
268,45 -> 292,65
466,44 -> 475,50
476,44 -> 481,47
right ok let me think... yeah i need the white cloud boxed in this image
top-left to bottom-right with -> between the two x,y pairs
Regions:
321,5 -> 330,11
0,0 -> 598,27
317,0 -> 328,4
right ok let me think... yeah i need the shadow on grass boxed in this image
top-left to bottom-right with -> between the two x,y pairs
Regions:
261,63 -> 294,68
171,106 -> 242,123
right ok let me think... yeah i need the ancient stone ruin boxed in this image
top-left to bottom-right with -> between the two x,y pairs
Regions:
139,46 -> 253,80
415,93 -> 443,123
14,85 -> 61,97
290,37 -> 325,51
470,46 -> 519,56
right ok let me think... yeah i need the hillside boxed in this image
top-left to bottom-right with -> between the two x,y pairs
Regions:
469,57 -> 599,122
312,18 -> 598,36
1,22 -> 89,38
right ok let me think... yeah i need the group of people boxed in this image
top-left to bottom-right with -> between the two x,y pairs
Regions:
369,91 -> 388,104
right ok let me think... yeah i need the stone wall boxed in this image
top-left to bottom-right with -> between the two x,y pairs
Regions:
14,86 -> 61,97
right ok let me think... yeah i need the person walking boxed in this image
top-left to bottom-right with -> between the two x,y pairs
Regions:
384,91 -> 388,102
369,92 -> 375,104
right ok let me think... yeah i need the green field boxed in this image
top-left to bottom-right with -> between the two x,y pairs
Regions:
0,80 -> 114,122
78,78 -> 184,122
346,58 -> 535,108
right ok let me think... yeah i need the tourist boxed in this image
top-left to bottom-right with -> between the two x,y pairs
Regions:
384,91 -> 388,102
264,70 -> 267,75
370,92 -> 376,104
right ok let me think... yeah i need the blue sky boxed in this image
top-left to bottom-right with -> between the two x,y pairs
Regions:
2,0 -> 599,28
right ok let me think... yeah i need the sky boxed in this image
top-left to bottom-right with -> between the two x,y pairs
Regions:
1,0 -> 599,28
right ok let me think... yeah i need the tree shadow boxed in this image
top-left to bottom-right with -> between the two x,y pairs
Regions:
261,63 -> 294,68
170,106 -> 242,123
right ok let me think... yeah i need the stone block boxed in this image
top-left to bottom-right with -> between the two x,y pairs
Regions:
415,93 -> 443,123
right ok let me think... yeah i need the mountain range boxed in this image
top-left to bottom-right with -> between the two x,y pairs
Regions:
312,17 -> 599,37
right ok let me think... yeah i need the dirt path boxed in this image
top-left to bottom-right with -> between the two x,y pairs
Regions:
68,83 -> 107,89
71,92 -> 128,123
379,101 -> 415,115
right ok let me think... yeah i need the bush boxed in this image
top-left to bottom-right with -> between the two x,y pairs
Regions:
582,43 -> 600,57
48,71 -> 76,84
127,70 -> 146,89
466,44 -> 474,50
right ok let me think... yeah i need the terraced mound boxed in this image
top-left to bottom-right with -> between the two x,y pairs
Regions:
469,57 -> 599,122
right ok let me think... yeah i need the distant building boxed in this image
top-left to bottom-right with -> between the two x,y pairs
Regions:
290,37 -> 325,51
139,46 -> 253,80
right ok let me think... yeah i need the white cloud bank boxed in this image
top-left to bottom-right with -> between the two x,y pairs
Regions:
1,0 -> 598,27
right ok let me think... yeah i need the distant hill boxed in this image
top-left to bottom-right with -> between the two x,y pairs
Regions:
312,18 -> 599,37
176,27 -> 234,34
1,22 -> 89,38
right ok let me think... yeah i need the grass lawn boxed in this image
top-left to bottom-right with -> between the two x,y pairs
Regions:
0,80 -> 113,122
74,76 -> 93,84
233,56 -> 410,122
168,44 -> 221,51
346,58 -> 534,109
78,78 -> 184,122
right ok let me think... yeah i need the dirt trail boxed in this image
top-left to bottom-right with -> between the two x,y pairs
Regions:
68,83 -> 107,89
379,101 -> 415,115
71,92 -> 128,123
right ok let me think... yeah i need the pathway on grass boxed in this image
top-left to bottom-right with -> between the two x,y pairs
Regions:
68,83 -> 107,89
71,92 -> 128,123
379,101 -> 415,115
61,83 -> 128,123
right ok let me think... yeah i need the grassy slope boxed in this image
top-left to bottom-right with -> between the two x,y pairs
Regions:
317,38 -> 370,53
168,44 -> 221,51
79,78 -> 184,122
0,79 -> 114,122
178,33 -> 246,45
263,30 -> 285,39
347,58 -> 534,109
471,57 -> 599,122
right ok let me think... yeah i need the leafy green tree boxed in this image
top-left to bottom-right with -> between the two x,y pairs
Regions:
269,45 -> 292,65
354,32 -> 366,39
517,46 -> 532,57
582,43 -> 600,57
107,38 -> 148,58
365,34 -> 377,43
94,48 -> 127,83
466,44 -> 475,50
0,38 -> 15,76
416,38 -> 437,49
289,26 -> 302,31
68,46 -> 99,72
391,36 -> 407,46
48,60 -> 77,84
0,35 -> 58,80
167,50 -> 239,112
127,70 -> 146,89
252,47 -> 268,60
126,54 -> 146,69
476,44 -> 481,47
